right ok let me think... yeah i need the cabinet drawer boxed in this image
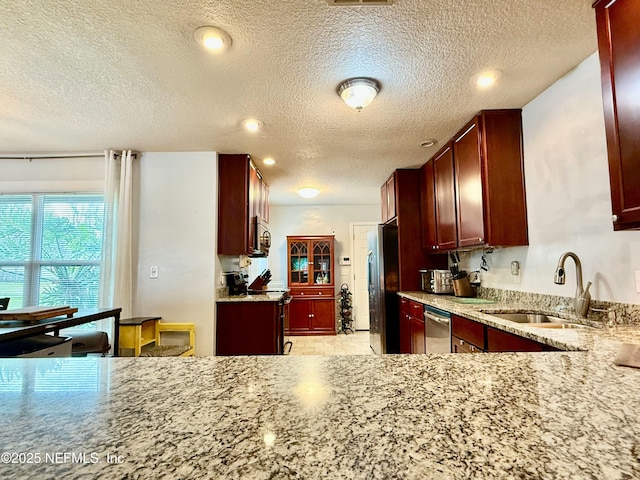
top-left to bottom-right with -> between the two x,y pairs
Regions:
451,315 -> 485,350
451,335 -> 483,353
409,301 -> 424,320
290,287 -> 334,297
400,297 -> 411,314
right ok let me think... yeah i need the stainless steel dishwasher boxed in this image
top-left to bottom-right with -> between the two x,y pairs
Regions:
424,305 -> 451,353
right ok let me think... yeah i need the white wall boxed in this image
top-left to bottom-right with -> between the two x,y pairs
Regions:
461,53 -> 640,305
268,204 -> 379,291
135,152 -> 217,355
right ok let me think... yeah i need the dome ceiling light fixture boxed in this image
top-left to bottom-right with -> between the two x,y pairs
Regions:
194,26 -> 232,53
337,77 -> 381,110
296,187 -> 321,199
420,139 -> 437,148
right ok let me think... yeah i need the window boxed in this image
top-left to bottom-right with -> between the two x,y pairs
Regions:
0,194 -> 104,309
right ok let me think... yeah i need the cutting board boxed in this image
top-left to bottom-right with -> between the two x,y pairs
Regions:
0,306 -> 78,321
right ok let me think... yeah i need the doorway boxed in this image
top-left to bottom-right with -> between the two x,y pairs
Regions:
351,223 -> 378,331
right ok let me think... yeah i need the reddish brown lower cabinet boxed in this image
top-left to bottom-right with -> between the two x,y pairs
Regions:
287,297 -> 335,335
216,301 -> 284,355
451,335 -> 483,353
451,314 -> 559,353
486,327 -> 559,352
399,297 -> 425,354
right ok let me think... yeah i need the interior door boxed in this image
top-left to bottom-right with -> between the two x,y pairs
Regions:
352,224 -> 377,330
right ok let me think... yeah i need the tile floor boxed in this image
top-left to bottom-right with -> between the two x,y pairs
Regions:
286,330 -> 373,355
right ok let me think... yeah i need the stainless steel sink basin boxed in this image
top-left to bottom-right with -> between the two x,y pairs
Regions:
488,312 -> 593,329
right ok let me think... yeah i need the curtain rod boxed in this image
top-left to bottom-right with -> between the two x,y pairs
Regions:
0,152 -> 137,160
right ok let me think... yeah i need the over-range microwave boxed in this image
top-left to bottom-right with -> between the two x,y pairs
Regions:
251,215 -> 271,257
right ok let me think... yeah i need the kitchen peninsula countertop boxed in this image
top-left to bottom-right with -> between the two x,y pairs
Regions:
216,290 -> 289,303
2,298 -> 640,479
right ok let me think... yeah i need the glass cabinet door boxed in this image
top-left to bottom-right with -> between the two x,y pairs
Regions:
289,241 -> 309,285
312,240 -> 332,285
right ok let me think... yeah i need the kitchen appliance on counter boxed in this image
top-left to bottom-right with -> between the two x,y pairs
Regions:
368,224 -> 400,354
419,269 -> 453,294
225,272 -> 248,296
424,305 -> 451,353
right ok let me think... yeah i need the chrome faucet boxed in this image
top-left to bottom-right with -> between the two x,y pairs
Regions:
554,252 -> 592,318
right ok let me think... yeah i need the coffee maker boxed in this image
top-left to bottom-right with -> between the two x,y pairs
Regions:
225,272 -> 248,296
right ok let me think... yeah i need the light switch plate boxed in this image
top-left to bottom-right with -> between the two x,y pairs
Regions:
150,266 -> 158,279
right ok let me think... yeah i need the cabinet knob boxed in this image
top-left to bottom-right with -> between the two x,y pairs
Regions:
612,214 -> 619,222
319,292 -> 322,295
459,339 -> 464,345
301,292 -> 304,295
478,238 -> 483,242
471,346 -> 476,352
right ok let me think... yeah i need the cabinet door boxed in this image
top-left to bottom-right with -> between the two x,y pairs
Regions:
433,144 -> 458,251
453,120 -> 485,247
288,240 -> 310,286
310,299 -> 335,332
386,175 -> 396,220
381,181 -> 388,222
420,160 -> 438,251
289,298 -> 311,332
595,0 -> 640,230
310,239 -> 333,286
486,327 -> 558,352
453,118 -> 484,247
410,317 -> 425,354
399,311 -> 411,354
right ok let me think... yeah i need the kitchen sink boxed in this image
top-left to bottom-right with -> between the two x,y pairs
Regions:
487,312 -> 593,329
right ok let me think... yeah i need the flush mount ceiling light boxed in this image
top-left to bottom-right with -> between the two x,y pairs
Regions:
263,157 -> 276,166
194,26 -> 232,53
337,78 -> 381,110
296,187 -> 321,198
476,69 -> 502,88
242,118 -> 264,132
420,139 -> 437,148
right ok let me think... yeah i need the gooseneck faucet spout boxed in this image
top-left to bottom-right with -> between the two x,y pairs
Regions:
554,252 -> 591,318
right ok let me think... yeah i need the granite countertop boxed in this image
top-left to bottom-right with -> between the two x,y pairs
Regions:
2,294 -> 640,479
216,290 -> 289,303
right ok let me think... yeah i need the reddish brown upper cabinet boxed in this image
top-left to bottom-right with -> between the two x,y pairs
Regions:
218,154 -> 269,256
594,0 -> 640,230
420,161 -> 437,250
383,170 -> 447,291
433,144 -> 458,251
381,174 -> 397,223
452,110 -> 528,249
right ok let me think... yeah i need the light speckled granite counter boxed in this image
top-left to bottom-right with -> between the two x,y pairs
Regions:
216,290 -> 289,303
1,295 -> 640,479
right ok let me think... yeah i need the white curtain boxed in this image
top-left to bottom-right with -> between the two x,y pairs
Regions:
99,150 -> 134,329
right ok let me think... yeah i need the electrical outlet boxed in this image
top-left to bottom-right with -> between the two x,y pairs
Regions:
149,266 -> 158,279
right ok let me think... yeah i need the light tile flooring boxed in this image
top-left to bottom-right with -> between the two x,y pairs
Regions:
286,330 -> 373,355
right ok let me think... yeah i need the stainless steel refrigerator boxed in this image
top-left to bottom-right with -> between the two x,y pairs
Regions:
368,224 -> 400,354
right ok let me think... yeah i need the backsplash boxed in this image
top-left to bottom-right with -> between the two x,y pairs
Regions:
477,287 -> 640,326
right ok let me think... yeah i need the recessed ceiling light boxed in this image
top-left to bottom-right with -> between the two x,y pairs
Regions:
420,140 -> 437,148
297,187 -> 321,198
263,157 -> 276,166
242,118 -> 264,132
476,69 -> 502,88
194,26 -> 232,53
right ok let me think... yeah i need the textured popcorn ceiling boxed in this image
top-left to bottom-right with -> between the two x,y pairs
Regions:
0,1 -> 597,205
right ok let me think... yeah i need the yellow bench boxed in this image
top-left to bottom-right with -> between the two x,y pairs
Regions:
118,317 -> 195,357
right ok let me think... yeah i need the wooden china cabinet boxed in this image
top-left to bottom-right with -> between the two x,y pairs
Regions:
286,236 -> 336,335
